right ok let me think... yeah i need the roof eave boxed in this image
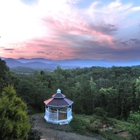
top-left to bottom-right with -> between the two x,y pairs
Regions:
45,103 -> 73,107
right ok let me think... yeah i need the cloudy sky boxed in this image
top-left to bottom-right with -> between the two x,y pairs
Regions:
0,0 -> 140,61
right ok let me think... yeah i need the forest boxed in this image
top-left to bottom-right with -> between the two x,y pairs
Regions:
0,58 -> 140,140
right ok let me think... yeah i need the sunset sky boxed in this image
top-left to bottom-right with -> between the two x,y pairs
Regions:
0,0 -> 140,60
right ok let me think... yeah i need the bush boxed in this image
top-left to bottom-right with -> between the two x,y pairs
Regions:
86,125 -> 100,134
70,116 -> 88,133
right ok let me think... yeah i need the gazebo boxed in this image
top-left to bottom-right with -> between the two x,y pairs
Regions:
44,89 -> 74,125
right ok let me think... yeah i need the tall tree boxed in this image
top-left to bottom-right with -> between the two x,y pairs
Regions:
99,87 -> 118,117
89,77 -> 97,112
0,58 -> 10,93
73,82 -> 84,114
134,77 -> 140,110
0,85 -> 30,140
0,58 -> 9,78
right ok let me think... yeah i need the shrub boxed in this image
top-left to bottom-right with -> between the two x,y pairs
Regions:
86,125 -> 100,134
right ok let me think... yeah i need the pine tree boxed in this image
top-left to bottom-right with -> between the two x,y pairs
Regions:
0,85 -> 30,140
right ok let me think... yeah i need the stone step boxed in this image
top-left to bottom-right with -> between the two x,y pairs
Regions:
59,121 -> 69,125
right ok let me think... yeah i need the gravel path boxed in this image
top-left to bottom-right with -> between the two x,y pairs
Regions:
31,115 -> 105,140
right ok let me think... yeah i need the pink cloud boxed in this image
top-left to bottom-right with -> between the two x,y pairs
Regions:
0,0 -> 140,61
1,38 -> 76,59
42,13 -> 115,48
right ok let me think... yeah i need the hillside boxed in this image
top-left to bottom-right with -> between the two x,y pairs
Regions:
31,114 -> 105,140
30,114 -> 129,140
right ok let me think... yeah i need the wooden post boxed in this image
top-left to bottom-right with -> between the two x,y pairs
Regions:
57,109 -> 59,120
48,107 -> 50,120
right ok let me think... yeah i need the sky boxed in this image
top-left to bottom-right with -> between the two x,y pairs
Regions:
0,0 -> 140,61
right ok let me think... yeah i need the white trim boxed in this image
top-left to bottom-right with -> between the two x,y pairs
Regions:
44,108 -> 73,124
46,103 -> 73,108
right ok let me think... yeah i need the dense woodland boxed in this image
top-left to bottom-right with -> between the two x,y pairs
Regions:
8,63 -> 140,119
1,58 -> 140,118
1,58 -> 140,139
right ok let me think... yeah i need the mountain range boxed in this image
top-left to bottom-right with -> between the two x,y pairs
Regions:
1,57 -> 140,71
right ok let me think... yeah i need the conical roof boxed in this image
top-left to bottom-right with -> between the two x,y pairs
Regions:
52,93 -> 65,98
44,89 -> 73,107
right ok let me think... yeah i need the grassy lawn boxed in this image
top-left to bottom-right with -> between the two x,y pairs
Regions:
70,114 -> 131,140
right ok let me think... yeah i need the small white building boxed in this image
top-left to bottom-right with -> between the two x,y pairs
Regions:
44,89 -> 74,125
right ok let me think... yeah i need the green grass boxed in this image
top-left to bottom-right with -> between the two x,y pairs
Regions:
70,114 -> 131,140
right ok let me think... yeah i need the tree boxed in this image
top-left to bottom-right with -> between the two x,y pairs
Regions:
0,58 -> 9,78
0,85 -> 30,140
99,87 -> 118,117
73,82 -> 84,114
0,58 -> 10,93
128,109 -> 140,140
89,77 -> 96,109
94,107 -> 108,126
134,77 -> 140,110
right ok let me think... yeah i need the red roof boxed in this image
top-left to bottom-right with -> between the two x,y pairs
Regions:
44,98 -> 73,107
44,90 -> 73,107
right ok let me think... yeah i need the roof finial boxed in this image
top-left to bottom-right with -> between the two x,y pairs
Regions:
57,89 -> 61,93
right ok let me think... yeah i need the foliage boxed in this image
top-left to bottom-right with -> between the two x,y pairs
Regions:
86,125 -> 100,134
70,115 -> 88,133
0,58 -> 10,93
128,109 -> 140,140
3,58 -> 140,139
0,58 -> 19,95
71,114 -> 128,140
0,85 -> 30,140
11,66 -> 36,74
70,115 -> 101,138
94,107 -> 111,125
10,65 -> 140,119
16,73 -> 51,114
0,58 -> 9,78
101,131 -> 128,140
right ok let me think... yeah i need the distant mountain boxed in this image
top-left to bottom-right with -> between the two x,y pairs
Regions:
2,57 -> 140,72
5,58 -> 24,68
4,58 -> 58,70
17,58 -> 53,64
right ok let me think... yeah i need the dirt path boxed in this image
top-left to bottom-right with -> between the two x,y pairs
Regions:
31,115 -> 105,140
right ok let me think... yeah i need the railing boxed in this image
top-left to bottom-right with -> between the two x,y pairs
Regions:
45,109 -> 57,120
49,112 -> 57,120
45,108 -> 72,120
